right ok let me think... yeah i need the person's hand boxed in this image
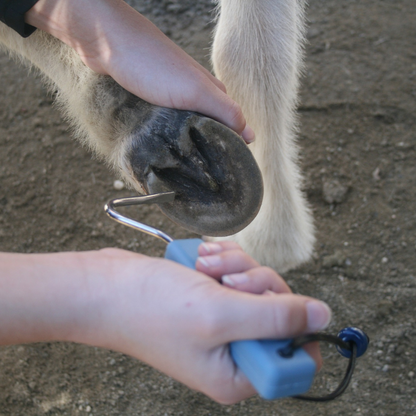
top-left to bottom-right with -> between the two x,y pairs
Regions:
26,0 -> 255,143
81,244 -> 331,404
0,245 -> 330,404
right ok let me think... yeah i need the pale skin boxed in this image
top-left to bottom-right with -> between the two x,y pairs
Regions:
0,242 -> 331,404
25,0 -> 255,143
0,0 -> 332,404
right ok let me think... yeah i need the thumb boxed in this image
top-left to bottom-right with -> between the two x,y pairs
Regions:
213,291 -> 331,344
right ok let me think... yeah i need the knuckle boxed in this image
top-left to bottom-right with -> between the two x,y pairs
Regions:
205,375 -> 254,404
227,100 -> 245,132
272,299 -> 308,336
179,75 -> 207,108
221,241 -> 242,251
272,304 -> 287,335
217,79 -> 227,94
224,249 -> 249,261
222,249 -> 257,270
259,266 -> 277,279
180,86 -> 200,109
256,267 -> 291,293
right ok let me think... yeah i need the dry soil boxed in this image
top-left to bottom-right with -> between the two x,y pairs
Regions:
0,0 -> 415,415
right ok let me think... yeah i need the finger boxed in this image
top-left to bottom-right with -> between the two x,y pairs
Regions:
221,267 -> 291,295
192,61 -> 227,94
208,341 -> 322,405
210,292 -> 332,343
303,342 -> 323,371
196,249 -> 259,279
229,343 -> 322,402
192,86 -> 255,144
206,366 -> 258,405
198,241 -> 242,256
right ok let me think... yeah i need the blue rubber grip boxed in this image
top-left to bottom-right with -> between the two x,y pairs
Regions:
164,239 -> 316,400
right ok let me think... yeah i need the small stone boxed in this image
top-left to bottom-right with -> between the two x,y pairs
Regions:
372,167 -> 381,181
408,371 -> 414,378
322,179 -> 349,204
322,250 -> 346,268
395,345 -> 406,356
396,141 -> 413,150
376,300 -> 394,318
85,406 -> 91,412
32,117 -> 43,128
382,257 -> 388,263
167,4 -> 182,12
113,180 -> 125,190
382,364 -> 389,372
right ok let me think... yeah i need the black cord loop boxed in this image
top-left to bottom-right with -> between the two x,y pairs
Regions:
279,333 -> 358,402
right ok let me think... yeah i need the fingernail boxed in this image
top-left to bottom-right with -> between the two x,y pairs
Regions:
306,301 -> 332,332
197,255 -> 222,268
241,125 -> 255,143
222,273 -> 249,286
200,242 -> 223,255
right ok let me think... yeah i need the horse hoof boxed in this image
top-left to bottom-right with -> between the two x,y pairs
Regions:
128,108 -> 263,236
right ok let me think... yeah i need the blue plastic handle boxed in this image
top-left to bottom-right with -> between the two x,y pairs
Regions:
165,239 -> 316,400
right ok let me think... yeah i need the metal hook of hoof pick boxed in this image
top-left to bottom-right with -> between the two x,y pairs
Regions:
104,191 -> 175,244
104,192 -> 368,401
105,191 -> 208,268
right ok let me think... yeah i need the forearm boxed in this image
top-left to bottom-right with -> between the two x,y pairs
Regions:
0,250 -> 107,346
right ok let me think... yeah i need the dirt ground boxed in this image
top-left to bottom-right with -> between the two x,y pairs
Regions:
0,0 -> 415,415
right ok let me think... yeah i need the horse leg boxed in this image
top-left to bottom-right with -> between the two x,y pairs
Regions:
0,25 -> 263,236
212,0 -> 315,271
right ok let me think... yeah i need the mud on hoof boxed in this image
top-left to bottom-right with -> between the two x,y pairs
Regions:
125,104 -> 263,236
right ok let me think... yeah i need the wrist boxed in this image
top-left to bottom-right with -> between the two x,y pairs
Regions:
0,250 -> 111,346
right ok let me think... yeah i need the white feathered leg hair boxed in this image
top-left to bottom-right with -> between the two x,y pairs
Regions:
0,25 -> 141,188
212,0 -> 315,272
